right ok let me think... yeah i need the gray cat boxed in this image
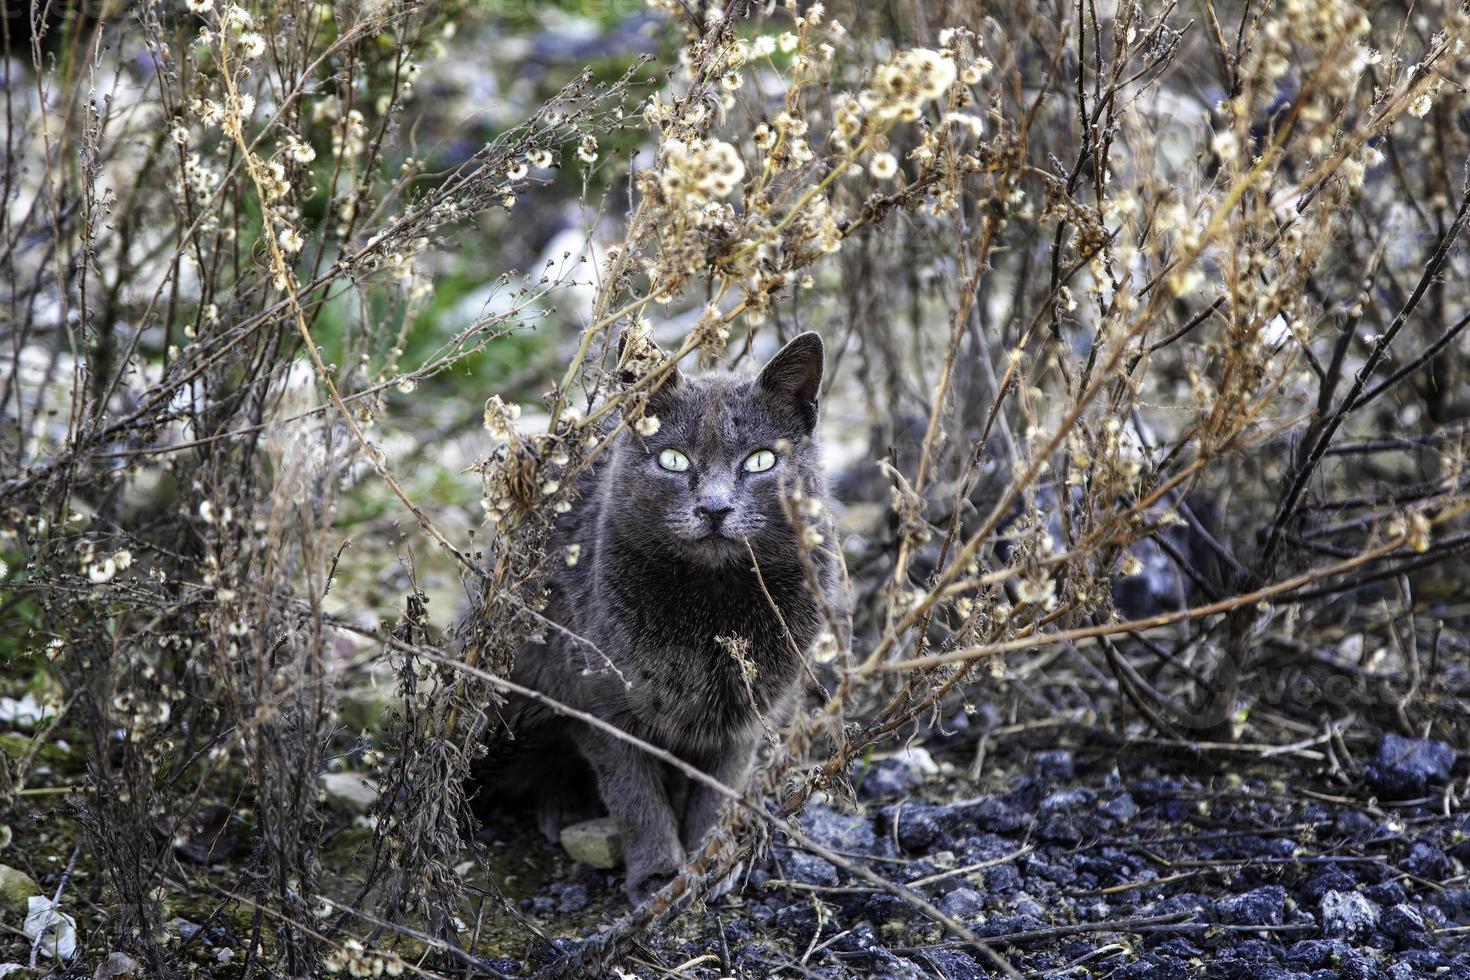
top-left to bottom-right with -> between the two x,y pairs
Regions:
473,332 -> 840,904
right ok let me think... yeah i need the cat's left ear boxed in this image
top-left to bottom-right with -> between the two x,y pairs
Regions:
757,332 -> 824,432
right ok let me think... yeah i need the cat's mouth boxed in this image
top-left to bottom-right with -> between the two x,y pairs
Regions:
681,529 -> 747,563
695,530 -> 741,546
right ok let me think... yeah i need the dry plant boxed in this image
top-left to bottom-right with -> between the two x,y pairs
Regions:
2,0 -> 1467,975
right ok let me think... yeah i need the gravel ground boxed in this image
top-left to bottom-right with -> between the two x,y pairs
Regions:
477,723 -> 1470,979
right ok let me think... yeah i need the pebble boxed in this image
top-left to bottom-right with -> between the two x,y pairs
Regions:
921,948 -> 987,980
1214,885 -> 1287,926
936,887 -> 984,920
0,863 -> 40,914
1320,888 -> 1380,939
554,883 -> 588,913
1040,787 -> 1096,812
800,801 -> 883,855
559,817 -> 623,869
1284,938 -> 1352,968
318,772 -> 378,815
1379,903 -> 1427,945
959,795 -> 1028,833
780,850 -> 838,887
1033,749 -> 1075,782
1363,881 -> 1406,906
93,952 -> 140,979
1100,793 -> 1140,823
1401,841 -> 1452,880
1364,733 -> 1455,798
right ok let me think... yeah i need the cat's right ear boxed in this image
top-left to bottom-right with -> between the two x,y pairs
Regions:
616,332 -> 683,390
757,331 -> 823,433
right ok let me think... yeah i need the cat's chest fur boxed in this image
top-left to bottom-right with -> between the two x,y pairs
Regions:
564,531 -> 817,753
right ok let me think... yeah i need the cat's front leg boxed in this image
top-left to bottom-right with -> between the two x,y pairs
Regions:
679,740 -> 755,901
680,735 -> 756,853
572,725 -> 685,904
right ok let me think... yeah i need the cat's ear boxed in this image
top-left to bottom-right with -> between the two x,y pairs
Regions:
616,331 -> 682,392
757,332 -> 823,432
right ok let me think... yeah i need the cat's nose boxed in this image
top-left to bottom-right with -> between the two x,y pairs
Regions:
695,503 -> 734,530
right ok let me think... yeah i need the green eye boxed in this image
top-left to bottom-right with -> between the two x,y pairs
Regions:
658,449 -> 691,472
743,449 -> 777,473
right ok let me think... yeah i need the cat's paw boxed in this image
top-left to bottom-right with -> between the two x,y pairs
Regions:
624,870 -> 677,906
623,840 -> 686,906
705,860 -> 745,901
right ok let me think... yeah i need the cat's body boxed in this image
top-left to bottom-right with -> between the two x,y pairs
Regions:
474,333 -> 839,903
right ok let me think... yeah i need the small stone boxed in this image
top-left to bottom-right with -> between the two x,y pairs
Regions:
1402,841 -> 1452,880
1214,885 -> 1286,926
0,863 -> 40,914
800,801 -> 883,855
1100,794 -> 1140,823
1381,903 -> 1427,945
1033,749 -> 1074,782
1284,938 -> 1352,968
319,772 -> 378,815
865,946 -> 926,979
559,817 -> 623,869
1335,811 -> 1375,837
1040,787 -> 1096,812
960,796 -> 1027,834
937,887 -> 984,920
919,949 -> 986,980
554,883 -> 588,913
1364,881 -> 1407,906
889,805 -> 946,851
780,851 -> 838,887
1321,889 -> 1380,940
1364,734 -> 1455,798
94,952 -> 140,979
1302,865 -> 1358,903
856,758 -> 921,800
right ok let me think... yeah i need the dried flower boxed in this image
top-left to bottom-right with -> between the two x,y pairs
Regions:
869,152 -> 898,180
278,227 -> 304,254
483,395 -> 522,441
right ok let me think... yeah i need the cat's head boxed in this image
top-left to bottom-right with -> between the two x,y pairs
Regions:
603,332 -> 826,570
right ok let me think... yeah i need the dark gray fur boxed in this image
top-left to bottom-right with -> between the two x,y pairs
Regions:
473,332 -> 839,904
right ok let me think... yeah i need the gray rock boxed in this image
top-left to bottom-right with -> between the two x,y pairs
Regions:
1040,787 -> 1096,812
554,883 -> 588,913
1033,749 -> 1074,782
938,887 -> 985,920
0,863 -> 40,913
1321,889 -> 1380,939
962,796 -> 1028,833
1214,884 -> 1287,926
94,952 -> 140,979
1365,734 -> 1456,798
781,851 -> 838,887
1381,902 -> 1427,943
1402,841 -> 1452,880
800,801 -> 883,855
1100,794 -> 1140,823
319,772 -> 378,815
560,817 -> 623,869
